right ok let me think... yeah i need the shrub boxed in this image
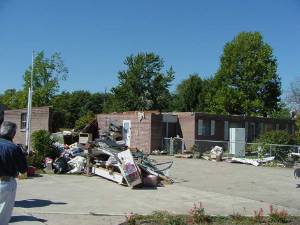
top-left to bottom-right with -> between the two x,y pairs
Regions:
254,131 -> 293,161
293,131 -> 300,145
29,130 -> 60,168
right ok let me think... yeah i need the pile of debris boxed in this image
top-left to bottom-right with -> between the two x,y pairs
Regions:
49,134 -> 173,188
107,122 -> 123,141
201,145 -> 276,166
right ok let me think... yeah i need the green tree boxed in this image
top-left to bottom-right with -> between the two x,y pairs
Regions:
23,51 -> 68,107
269,102 -> 290,119
51,91 -> 105,129
173,74 -> 206,112
0,89 -> 26,109
211,32 -> 281,116
106,53 -> 174,112
255,130 -> 293,160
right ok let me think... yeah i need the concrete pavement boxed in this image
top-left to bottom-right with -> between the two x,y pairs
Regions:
9,156 -> 300,225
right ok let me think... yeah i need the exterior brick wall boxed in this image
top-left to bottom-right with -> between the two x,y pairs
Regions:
4,106 -> 52,145
176,112 -> 195,151
97,111 -> 161,154
194,113 -> 295,141
98,111 -> 296,154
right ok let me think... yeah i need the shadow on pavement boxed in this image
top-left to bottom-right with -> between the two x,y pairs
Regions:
10,215 -> 47,223
15,199 -> 67,208
133,186 -> 158,190
297,184 -> 300,188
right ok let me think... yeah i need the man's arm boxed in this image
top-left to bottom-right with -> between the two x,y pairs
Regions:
13,145 -> 28,174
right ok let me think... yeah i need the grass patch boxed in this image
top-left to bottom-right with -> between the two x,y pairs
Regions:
121,204 -> 300,225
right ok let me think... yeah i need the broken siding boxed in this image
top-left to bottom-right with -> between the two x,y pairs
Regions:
4,106 -> 52,145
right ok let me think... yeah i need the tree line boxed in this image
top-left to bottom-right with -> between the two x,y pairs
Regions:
0,32 -> 295,130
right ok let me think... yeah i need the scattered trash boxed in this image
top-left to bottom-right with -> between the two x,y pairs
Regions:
174,154 -> 193,158
53,157 -> 70,174
230,157 -> 260,166
67,156 -> 86,174
44,157 -> 53,171
210,146 -> 223,161
142,175 -> 158,187
230,156 -> 275,166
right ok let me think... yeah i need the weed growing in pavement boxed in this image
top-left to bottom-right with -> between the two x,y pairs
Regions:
125,212 -> 137,225
189,202 -> 211,224
268,205 -> 290,223
253,208 -> 265,223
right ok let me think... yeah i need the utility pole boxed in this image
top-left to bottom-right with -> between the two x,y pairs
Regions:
25,51 -> 34,153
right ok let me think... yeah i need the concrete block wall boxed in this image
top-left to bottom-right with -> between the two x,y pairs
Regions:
4,106 -> 52,145
176,112 -> 195,151
97,112 -> 159,154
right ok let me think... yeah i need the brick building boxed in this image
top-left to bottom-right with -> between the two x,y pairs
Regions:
97,111 -> 166,154
3,106 -> 53,145
177,112 -> 296,151
97,111 -> 296,153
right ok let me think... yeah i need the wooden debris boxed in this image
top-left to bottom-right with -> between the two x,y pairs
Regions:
92,167 -> 123,184
174,154 -> 193,158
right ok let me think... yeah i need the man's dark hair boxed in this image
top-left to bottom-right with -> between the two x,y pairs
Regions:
0,121 -> 17,140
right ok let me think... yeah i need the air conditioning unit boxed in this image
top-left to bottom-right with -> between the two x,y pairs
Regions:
79,133 -> 92,144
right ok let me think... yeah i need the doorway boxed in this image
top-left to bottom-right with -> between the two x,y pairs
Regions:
122,120 -> 131,147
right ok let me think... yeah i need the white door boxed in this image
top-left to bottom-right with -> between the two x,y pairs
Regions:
122,120 -> 131,147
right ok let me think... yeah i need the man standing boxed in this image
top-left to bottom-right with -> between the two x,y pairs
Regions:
0,121 -> 27,225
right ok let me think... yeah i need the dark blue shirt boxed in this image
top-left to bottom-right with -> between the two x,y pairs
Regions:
0,138 -> 28,177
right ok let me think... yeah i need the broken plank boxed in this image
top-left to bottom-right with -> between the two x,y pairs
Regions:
92,167 -> 123,184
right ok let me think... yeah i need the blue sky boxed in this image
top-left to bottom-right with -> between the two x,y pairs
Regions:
0,0 -> 299,96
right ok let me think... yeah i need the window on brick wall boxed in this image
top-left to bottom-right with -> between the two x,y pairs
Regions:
21,113 -> 27,129
198,119 -> 214,136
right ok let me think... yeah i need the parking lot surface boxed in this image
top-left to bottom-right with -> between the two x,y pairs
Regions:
10,156 -> 300,225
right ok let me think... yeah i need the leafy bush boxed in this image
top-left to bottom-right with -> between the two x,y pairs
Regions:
29,130 -> 59,168
293,131 -> 300,145
253,131 -> 293,161
74,111 -> 95,131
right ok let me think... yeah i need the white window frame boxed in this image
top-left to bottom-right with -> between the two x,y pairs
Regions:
224,121 -> 229,140
198,119 -> 203,135
20,112 -> 27,130
210,120 -> 215,136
